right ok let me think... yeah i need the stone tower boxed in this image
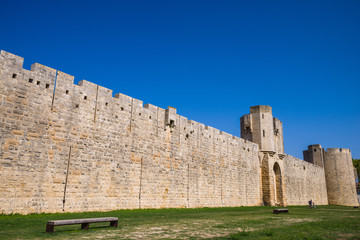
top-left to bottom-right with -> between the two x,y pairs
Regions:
304,145 -> 358,206
240,105 -> 284,154
324,148 -> 358,206
303,144 -> 324,168
241,105 -> 285,206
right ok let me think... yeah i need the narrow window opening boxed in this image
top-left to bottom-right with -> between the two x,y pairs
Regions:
75,104 -> 79,109
314,149 -> 317,152
36,81 -> 40,85
66,90 -> 69,94
29,78 -> 33,83
149,116 -> 151,119
84,96 -> 87,100
12,73 -> 17,78
45,84 -> 50,89
263,130 -> 265,137
105,102 -> 108,106
121,107 -> 124,111
115,115 -> 118,119
262,113 -> 264,119
139,113 -> 141,116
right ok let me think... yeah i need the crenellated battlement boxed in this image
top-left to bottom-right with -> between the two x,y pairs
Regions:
325,148 -> 351,153
0,50 -> 258,152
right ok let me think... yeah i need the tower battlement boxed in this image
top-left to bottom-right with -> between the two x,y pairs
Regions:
325,148 -> 351,153
250,105 -> 272,114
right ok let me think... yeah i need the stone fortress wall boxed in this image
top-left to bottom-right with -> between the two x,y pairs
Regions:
283,154 -> 328,206
0,51 -> 260,214
0,51 -> 358,214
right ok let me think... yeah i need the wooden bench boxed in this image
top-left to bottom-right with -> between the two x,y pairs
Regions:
46,217 -> 118,233
273,208 -> 289,214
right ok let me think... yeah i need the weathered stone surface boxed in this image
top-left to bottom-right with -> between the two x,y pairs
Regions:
323,148 -> 358,206
0,51 -> 358,214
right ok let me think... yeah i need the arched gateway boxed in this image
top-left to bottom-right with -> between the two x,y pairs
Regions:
273,162 -> 284,206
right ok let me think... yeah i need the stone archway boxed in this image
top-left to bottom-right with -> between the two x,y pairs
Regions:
261,154 -> 271,206
273,162 -> 284,206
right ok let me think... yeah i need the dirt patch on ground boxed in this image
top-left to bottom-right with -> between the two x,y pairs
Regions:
336,232 -> 355,240
82,217 -> 316,239
285,218 -> 314,223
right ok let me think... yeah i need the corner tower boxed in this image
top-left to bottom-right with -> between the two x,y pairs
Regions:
304,144 -> 358,206
323,148 -> 358,206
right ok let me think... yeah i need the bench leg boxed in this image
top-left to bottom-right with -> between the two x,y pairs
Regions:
110,220 -> 118,228
81,223 -> 90,230
46,223 -> 54,233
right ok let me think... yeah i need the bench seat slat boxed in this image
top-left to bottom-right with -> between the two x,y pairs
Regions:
48,217 -> 118,226
273,208 -> 289,214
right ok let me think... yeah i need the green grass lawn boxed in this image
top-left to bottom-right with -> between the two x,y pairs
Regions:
0,205 -> 359,239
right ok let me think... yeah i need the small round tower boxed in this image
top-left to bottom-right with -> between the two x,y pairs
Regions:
323,148 -> 358,206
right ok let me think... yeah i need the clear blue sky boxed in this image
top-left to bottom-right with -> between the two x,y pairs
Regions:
1,0 -> 359,159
